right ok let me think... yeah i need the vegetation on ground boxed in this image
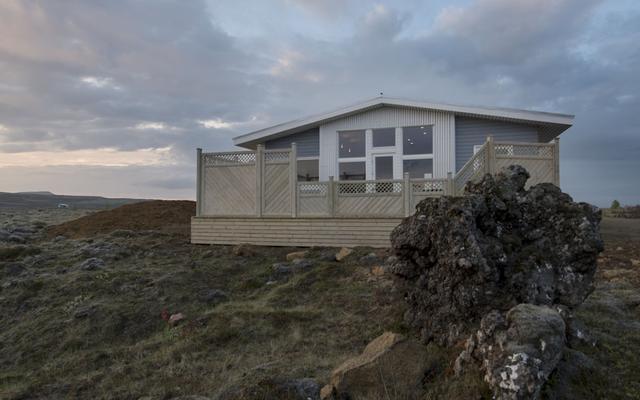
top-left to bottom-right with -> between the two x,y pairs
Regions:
1,203 -> 639,399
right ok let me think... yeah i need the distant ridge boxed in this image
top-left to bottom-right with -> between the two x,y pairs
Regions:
0,191 -> 150,209
16,191 -> 56,196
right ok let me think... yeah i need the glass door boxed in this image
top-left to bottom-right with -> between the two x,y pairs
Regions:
374,155 -> 394,180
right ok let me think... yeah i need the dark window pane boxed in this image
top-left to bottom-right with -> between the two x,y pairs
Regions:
339,130 -> 365,158
339,162 -> 366,181
403,159 -> 433,179
403,126 -> 433,155
297,159 -> 319,181
372,128 -> 395,147
374,156 -> 393,179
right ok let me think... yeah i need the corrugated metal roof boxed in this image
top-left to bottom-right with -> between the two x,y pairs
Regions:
233,96 -> 574,147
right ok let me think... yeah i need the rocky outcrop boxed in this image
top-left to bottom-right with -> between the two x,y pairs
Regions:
321,332 -> 429,400
390,165 -> 603,346
455,304 -> 566,400
389,165 -> 604,399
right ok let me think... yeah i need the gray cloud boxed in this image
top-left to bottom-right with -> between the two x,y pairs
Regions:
0,0 -> 638,206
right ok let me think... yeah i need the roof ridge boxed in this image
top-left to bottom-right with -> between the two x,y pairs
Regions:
233,97 -> 574,146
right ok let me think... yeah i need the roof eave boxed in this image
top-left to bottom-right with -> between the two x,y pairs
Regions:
232,98 -> 574,147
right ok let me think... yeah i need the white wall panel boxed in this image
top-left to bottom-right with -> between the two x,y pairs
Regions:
319,106 -> 455,180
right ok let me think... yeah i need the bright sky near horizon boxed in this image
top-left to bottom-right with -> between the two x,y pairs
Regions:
0,0 -> 638,206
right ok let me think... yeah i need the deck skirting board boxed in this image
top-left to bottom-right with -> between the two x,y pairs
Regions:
191,217 -> 402,248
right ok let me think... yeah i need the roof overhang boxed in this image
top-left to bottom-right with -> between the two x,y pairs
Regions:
233,97 -> 574,148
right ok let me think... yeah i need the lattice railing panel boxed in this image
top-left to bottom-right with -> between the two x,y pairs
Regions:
203,152 -> 255,166
264,150 -> 291,164
455,145 -> 487,193
298,182 -> 328,196
337,181 -> 403,195
495,144 -> 553,158
412,180 -> 446,194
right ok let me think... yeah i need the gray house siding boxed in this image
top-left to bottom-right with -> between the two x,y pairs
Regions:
265,127 -> 319,157
455,117 -> 540,171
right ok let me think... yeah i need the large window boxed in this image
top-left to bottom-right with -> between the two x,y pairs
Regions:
402,125 -> 433,179
297,159 -> 319,181
339,162 -> 365,181
372,128 -> 395,147
403,159 -> 433,179
403,126 -> 433,155
339,130 -> 365,158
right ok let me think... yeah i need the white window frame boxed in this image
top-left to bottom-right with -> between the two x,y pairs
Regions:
334,125 -> 435,181
372,153 -> 395,180
401,125 -> 434,179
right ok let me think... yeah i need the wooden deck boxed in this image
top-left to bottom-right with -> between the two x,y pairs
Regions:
191,217 -> 401,248
192,137 -> 559,247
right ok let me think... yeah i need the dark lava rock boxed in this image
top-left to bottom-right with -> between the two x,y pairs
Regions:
455,304 -> 566,400
291,259 -> 314,271
318,249 -> 337,262
358,252 -> 382,266
5,262 -> 26,276
390,165 -> 603,346
201,289 -> 229,306
272,262 -> 292,276
77,257 -> 105,271
8,234 -> 26,244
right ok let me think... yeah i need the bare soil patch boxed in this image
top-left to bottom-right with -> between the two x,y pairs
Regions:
46,200 -> 195,239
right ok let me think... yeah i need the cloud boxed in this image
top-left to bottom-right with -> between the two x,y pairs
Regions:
198,119 -> 233,129
0,147 -> 176,167
0,0 -> 637,204
80,76 -> 120,90
134,122 -> 169,130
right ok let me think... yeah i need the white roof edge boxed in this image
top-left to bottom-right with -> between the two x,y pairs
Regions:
233,97 -> 574,146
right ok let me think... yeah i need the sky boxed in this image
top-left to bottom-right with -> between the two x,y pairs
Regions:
0,0 -> 638,206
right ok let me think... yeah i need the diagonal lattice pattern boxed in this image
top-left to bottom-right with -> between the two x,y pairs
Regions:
264,151 -> 290,163
203,152 -> 255,166
412,180 -> 445,193
298,182 -> 328,196
337,181 -> 403,195
495,144 -> 553,158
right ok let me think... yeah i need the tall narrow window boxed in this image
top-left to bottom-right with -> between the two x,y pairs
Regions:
402,125 -> 434,179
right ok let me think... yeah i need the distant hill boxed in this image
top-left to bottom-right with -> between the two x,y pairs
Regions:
0,191 -> 150,209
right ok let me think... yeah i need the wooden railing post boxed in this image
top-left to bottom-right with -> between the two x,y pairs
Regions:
328,176 -> 335,217
553,138 -> 560,187
290,143 -> 298,217
196,148 -> 203,217
403,172 -> 411,217
255,145 -> 264,217
446,172 -> 454,196
486,135 -> 496,175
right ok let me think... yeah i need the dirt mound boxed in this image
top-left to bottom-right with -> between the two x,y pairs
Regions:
46,200 -> 195,238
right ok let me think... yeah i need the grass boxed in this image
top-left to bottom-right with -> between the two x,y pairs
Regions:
0,232 -> 404,399
1,216 -> 639,399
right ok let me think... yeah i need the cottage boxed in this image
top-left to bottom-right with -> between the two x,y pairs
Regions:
192,97 -> 573,247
